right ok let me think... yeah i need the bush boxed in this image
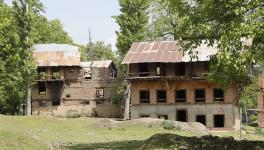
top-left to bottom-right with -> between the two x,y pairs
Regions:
255,127 -> 264,135
162,120 -> 175,130
65,110 -> 81,118
249,114 -> 257,122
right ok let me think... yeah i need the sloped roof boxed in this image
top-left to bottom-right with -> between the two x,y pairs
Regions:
33,44 -> 80,66
81,60 -> 113,68
122,41 -> 218,64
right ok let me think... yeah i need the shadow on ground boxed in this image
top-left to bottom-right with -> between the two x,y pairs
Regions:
141,133 -> 264,150
63,133 -> 264,150
63,140 -> 143,150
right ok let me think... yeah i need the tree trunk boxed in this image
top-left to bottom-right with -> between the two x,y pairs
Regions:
124,83 -> 131,120
25,83 -> 31,116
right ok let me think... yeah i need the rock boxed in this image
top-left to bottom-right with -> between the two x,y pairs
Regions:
179,145 -> 188,150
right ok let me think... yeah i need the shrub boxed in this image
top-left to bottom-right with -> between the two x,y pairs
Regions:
162,120 -> 175,130
249,114 -> 257,122
255,127 -> 264,135
65,110 -> 81,118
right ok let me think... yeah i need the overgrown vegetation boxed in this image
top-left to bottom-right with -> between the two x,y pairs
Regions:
65,110 -> 81,118
161,120 -> 175,130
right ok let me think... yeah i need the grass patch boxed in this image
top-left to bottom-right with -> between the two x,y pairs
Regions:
0,130 -> 49,150
0,115 -> 264,149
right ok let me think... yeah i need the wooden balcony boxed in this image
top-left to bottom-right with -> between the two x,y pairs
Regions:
126,72 -> 189,81
126,72 -> 209,81
35,73 -> 64,82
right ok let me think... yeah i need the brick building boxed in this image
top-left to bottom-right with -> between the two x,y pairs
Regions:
122,41 -> 240,129
31,44 -> 120,117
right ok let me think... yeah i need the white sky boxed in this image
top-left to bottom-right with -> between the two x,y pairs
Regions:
5,0 -> 120,50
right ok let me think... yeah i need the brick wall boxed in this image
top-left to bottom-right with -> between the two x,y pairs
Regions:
130,80 -> 236,105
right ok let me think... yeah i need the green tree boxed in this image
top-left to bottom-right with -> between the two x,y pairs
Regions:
240,78 -> 258,109
165,0 -> 264,105
80,41 -> 116,62
31,17 -> 73,44
0,0 -> 73,114
0,0 -> 43,114
113,0 -> 150,58
148,0 -> 188,40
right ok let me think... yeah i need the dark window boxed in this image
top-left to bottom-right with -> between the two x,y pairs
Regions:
39,101 -> 47,107
158,115 -> 168,120
175,63 -> 185,76
177,110 -> 187,122
66,94 -> 70,98
110,67 -> 117,78
52,67 -> 60,79
175,90 -> 186,102
195,89 -> 205,102
196,115 -> 206,126
214,89 -> 224,101
84,67 -> 92,79
140,90 -> 150,103
157,90 -> 167,103
203,62 -> 209,72
52,100 -> 60,106
37,68 -> 46,80
156,63 -> 166,76
139,63 -> 148,77
38,82 -> 46,95
96,88 -> 104,98
37,67 -> 46,73
82,101 -> 90,105
140,114 -> 150,118
214,115 -> 225,127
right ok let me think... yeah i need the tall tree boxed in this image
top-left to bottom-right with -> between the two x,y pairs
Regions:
167,0 -> 264,105
0,0 -> 73,114
148,0 -> 188,40
0,0 -> 43,114
114,0 -> 150,58
31,17 -> 73,44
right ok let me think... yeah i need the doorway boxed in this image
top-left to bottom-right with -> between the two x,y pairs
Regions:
176,110 -> 187,122
214,114 -> 225,127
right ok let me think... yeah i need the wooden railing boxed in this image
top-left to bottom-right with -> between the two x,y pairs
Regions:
35,73 -> 64,81
126,72 -> 210,80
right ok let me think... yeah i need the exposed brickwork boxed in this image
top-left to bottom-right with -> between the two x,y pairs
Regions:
32,64 -> 121,117
128,62 -> 239,129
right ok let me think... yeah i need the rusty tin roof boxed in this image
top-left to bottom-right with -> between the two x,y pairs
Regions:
33,44 -> 81,67
122,41 -> 218,64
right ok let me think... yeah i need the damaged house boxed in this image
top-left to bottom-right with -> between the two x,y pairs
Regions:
31,44 -> 120,117
122,41 -> 240,129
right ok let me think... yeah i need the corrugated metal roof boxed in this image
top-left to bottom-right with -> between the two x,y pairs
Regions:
122,41 -> 218,64
81,60 -> 113,68
33,44 -> 80,66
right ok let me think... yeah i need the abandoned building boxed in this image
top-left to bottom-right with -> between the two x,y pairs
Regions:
31,44 -> 120,117
122,41 -> 240,129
